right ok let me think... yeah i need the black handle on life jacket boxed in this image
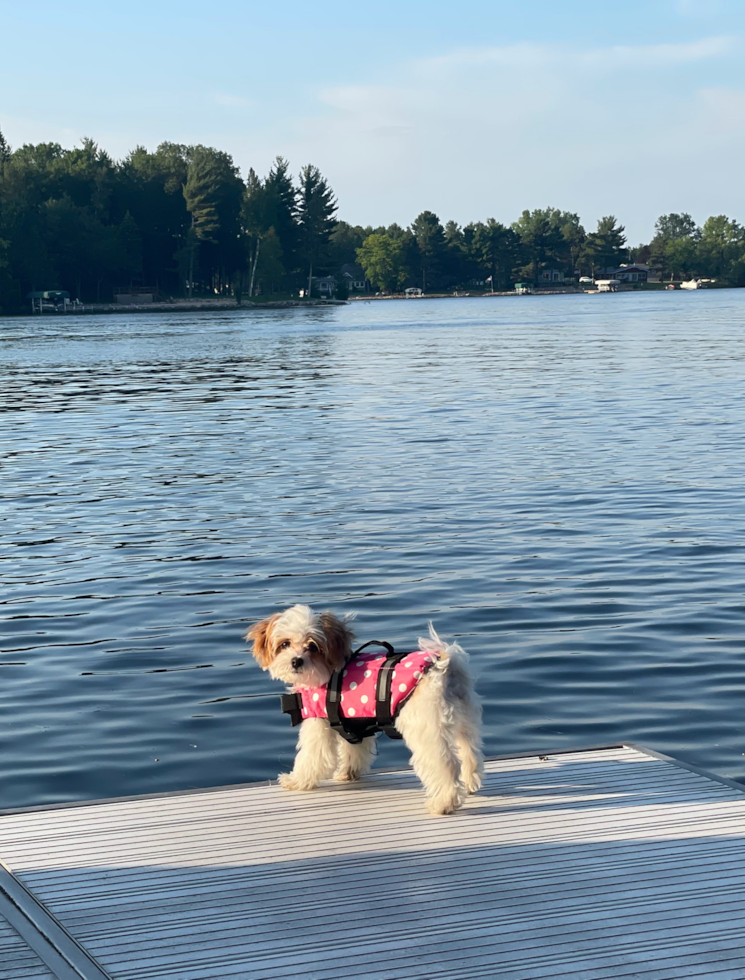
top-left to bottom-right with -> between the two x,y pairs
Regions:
353,640 -> 395,657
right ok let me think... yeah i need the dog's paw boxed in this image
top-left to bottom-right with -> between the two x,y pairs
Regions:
463,772 -> 483,794
278,772 -> 315,791
333,768 -> 361,782
426,792 -> 462,816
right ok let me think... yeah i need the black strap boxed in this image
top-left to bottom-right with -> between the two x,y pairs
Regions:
326,667 -> 364,744
353,640 -> 395,657
375,652 -> 407,740
280,692 -> 303,727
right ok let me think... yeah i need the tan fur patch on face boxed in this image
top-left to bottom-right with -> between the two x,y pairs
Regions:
246,614 -> 281,669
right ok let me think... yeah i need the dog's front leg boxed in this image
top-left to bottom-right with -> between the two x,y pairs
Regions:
334,735 -> 376,782
278,718 -> 338,791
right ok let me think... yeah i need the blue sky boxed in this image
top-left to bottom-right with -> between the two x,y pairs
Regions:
1,0 -> 744,242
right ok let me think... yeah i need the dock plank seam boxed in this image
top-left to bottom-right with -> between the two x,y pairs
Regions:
0,860 -> 112,980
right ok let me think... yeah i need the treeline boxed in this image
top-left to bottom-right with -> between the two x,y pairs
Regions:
1,130 -> 745,312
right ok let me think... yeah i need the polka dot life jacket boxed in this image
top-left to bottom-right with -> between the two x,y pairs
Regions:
280,644 -> 439,743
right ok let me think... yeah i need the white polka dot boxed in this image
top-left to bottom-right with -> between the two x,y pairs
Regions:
356,661 -> 364,666
414,671 -> 422,679
347,707 -> 356,716
399,683 -> 407,692
343,669 -> 348,676
312,693 -> 320,702
303,708 -> 308,715
392,670 -> 397,678
340,693 -> 344,701
405,661 -> 412,667
361,695 -> 368,704
364,670 -> 371,678
350,681 -> 357,690
376,656 -> 384,661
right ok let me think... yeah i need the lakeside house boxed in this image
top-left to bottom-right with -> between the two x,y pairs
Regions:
340,264 -> 369,292
539,269 -> 565,283
612,264 -> 655,283
313,275 -> 337,297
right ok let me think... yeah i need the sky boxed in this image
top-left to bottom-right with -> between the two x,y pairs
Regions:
1,0 -> 744,243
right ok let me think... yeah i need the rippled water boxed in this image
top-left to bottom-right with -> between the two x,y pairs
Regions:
2,291 -> 745,810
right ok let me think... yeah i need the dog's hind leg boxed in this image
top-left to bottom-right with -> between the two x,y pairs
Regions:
396,686 -> 463,816
278,717 -> 338,791
453,703 -> 483,794
334,735 -> 376,782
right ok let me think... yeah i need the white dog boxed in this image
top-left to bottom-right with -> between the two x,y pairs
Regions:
247,604 -> 482,815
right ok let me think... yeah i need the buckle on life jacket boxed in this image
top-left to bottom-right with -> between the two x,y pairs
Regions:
280,692 -> 303,727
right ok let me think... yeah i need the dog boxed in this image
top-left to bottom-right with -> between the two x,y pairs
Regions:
247,604 -> 482,815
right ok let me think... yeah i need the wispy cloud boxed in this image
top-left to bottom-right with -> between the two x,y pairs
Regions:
284,35 -> 744,240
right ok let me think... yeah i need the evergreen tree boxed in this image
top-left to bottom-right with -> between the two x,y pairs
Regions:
184,146 -> 220,297
264,156 -> 298,283
511,208 -> 568,283
581,216 -> 627,274
473,219 -> 521,291
297,164 -> 337,296
243,167 -> 271,296
410,211 -> 446,291
0,128 -> 10,164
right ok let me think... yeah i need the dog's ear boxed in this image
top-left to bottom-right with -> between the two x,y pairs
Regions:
319,611 -> 354,671
246,614 -> 280,669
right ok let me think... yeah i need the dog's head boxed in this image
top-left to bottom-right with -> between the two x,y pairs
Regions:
246,604 -> 354,688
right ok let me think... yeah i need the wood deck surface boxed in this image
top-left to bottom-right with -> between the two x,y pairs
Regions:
2,744 -> 745,979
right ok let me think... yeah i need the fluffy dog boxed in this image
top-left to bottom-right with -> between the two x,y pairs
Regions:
247,604 -> 482,815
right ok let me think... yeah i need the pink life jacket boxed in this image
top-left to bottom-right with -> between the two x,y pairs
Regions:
280,645 -> 438,743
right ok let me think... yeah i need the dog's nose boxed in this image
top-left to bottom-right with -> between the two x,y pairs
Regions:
291,657 -> 304,671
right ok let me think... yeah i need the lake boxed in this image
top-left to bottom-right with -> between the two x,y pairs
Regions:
2,290 -> 745,811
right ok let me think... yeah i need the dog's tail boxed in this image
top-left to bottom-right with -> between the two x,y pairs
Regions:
416,624 -> 469,670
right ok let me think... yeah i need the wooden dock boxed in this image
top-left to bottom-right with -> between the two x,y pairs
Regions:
2,744 -> 745,980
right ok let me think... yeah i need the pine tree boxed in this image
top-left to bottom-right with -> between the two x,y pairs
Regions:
183,148 -> 221,296
473,219 -> 521,291
243,168 -> 269,297
0,128 -> 10,163
297,164 -> 337,296
410,211 -> 446,291
264,157 -> 298,283
582,216 -> 627,274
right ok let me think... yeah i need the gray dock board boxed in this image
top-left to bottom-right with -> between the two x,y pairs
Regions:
0,912 -> 59,980
1,745 -> 745,979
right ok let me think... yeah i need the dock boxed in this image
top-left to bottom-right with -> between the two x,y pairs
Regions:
2,744 -> 745,979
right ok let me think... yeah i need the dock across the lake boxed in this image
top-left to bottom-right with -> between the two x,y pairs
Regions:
2,744 -> 745,980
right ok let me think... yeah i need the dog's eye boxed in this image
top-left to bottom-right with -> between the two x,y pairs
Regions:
307,641 -> 319,654
278,640 -> 290,651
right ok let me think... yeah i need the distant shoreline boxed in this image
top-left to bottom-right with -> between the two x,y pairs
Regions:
1,298 -> 348,318
3,284 -> 734,318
